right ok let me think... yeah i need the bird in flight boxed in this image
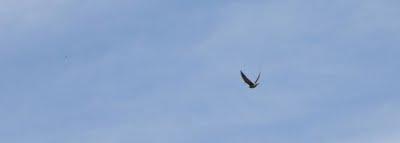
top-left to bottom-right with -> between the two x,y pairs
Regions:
240,70 -> 261,88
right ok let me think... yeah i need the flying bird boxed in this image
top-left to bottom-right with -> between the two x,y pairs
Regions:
240,70 -> 261,88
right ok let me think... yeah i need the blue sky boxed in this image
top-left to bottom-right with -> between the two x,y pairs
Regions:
1,0 -> 400,142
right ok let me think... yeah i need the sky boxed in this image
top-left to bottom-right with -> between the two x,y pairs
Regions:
1,0 -> 400,142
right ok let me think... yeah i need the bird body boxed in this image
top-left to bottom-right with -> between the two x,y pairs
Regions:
240,71 -> 261,88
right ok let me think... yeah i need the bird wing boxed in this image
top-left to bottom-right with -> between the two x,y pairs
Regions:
241,71 -> 254,86
254,72 -> 261,84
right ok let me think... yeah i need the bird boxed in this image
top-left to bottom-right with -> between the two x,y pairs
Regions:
240,70 -> 261,88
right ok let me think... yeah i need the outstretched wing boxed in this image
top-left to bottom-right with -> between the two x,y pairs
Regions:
254,72 -> 261,84
241,71 -> 254,86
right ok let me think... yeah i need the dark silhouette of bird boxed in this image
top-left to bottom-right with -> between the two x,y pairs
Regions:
240,70 -> 261,88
